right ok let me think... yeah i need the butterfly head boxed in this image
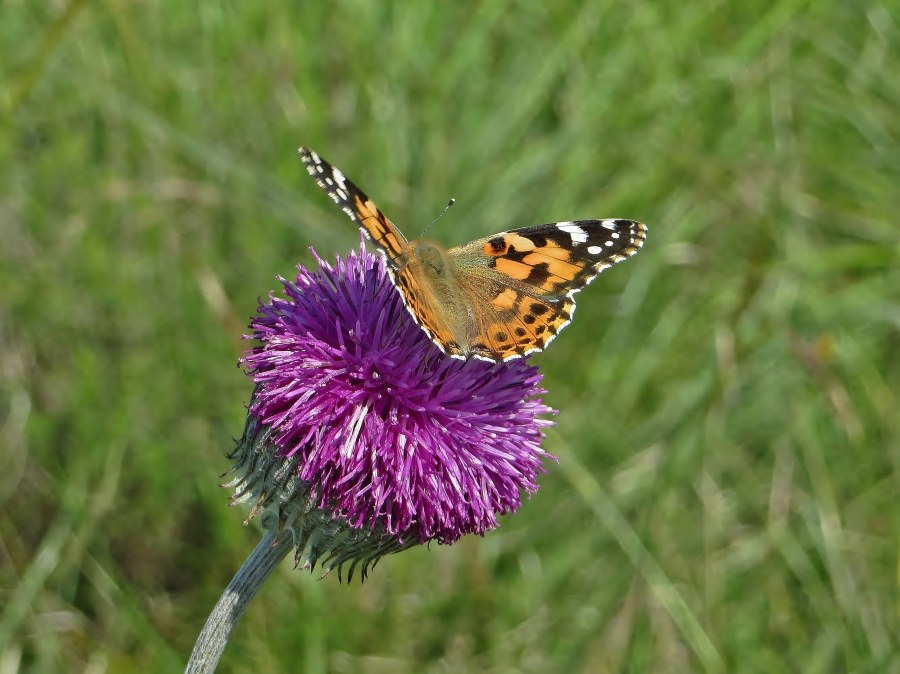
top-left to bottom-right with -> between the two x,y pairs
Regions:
411,240 -> 452,279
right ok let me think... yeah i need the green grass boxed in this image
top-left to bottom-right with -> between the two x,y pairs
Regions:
2,1 -> 898,672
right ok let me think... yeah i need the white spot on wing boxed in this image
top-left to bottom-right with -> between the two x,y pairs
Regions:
601,219 -> 618,230
587,245 -> 604,255
558,222 -> 588,243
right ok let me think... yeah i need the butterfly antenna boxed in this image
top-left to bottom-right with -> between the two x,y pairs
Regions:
419,198 -> 456,238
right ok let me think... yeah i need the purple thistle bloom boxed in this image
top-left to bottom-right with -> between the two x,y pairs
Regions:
229,240 -> 555,577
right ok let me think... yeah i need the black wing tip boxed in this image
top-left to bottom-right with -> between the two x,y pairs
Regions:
593,218 -> 648,251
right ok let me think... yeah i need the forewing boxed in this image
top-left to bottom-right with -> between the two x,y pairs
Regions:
299,147 -> 467,356
298,147 -> 408,264
458,219 -> 647,298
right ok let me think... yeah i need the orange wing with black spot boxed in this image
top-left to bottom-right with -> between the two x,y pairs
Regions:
461,219 -> 646,296
448,219 -> 647,360
299,146 -> 463,354
298,147 -> 408,261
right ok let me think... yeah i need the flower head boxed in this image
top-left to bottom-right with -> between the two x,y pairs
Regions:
229,240 -> 555,578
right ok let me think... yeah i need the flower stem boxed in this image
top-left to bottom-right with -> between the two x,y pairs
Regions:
185,530 -> 294,673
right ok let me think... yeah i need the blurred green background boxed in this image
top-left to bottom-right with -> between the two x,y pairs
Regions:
2,1 -> 898,672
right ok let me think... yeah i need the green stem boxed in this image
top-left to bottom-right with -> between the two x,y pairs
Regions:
185,530 -> 294,674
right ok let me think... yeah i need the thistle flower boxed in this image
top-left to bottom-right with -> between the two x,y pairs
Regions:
231,240 -> 555,576
187,241 -> 556,673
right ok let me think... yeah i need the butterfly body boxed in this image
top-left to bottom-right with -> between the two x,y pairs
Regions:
395,238 -> 472,356
299,147 -> 647,362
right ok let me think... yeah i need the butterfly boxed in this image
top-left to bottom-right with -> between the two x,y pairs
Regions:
298,146 -> 647,363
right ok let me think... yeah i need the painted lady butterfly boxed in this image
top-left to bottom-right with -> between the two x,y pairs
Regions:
299,147 -> 647,362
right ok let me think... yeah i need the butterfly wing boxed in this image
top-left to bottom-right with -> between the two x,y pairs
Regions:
300,147 -> 468,356
298,147 -> 409,262
448,219 -> 647,361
